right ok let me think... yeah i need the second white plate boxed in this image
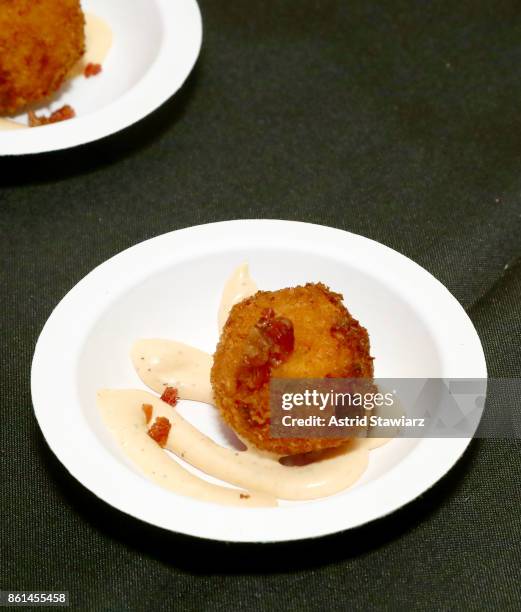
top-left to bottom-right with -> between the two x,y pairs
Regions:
0,0 -> 202,155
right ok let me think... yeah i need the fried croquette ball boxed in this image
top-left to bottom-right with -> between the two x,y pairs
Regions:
211,283 -> 374,456
0,0 -> 85,115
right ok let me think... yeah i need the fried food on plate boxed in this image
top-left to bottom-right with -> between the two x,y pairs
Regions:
0,0 -> 85,115
211,283 -> 374,455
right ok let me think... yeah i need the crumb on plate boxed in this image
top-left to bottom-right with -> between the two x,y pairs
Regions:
160,386 -> 178,407
28,104 -> 75,127
148,417 -> 171,448
84,62 -> 102,78
142,403 -> 153,424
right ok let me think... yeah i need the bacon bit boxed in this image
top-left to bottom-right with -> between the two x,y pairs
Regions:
160,386 -> 179,407
240,493 -> 251,499
28,105 -> 75,127
147,417 -> 171,447
84,62 -> 102,78
256,308 -> 294,366
142,403 -> 153,424
237,309 -> 294,391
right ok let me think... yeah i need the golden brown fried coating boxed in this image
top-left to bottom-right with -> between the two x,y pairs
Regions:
211,283 -> 374,455
0,0 -> 85,115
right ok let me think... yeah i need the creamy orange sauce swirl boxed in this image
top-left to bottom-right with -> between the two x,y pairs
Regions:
98,389 -> 275,507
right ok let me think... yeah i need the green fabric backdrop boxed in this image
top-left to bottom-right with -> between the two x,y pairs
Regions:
1,1 -> 520,609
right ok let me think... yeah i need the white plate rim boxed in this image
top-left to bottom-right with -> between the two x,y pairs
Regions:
31,220 -> 487,543
0,0 -> 202,156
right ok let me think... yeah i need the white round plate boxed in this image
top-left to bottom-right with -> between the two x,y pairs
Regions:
32,220 -> 487,542
0,0 -> 202,156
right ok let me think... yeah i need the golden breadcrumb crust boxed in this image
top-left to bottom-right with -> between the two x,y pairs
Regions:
211,283 -> 374,455
0,0 -> 85,114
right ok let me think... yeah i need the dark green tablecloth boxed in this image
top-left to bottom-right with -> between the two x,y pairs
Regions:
1,1 -> 520,610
